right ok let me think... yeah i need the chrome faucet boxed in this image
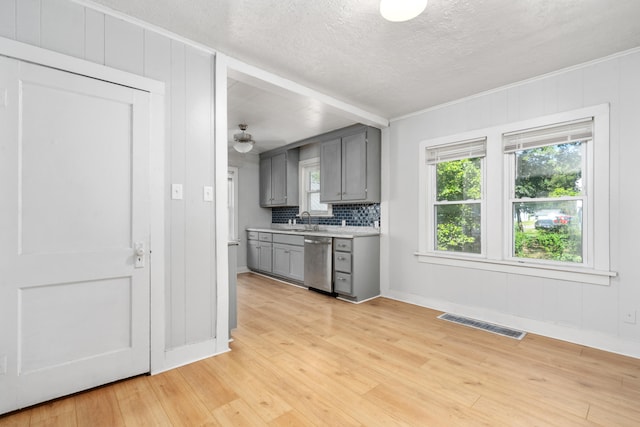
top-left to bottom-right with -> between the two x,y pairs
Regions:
300,211 -> 311,229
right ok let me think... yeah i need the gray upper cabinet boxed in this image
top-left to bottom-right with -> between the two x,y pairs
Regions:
319,138 -> 342,202
320,127 -> 380,204
260,150 -> 299,207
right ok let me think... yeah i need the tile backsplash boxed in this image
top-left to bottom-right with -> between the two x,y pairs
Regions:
272,203 -> 381,227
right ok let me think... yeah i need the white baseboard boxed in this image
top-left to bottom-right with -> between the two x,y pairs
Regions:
152,339 -> 230,375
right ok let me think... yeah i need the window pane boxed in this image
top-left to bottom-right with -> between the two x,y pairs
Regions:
435,203 -> 481,254
515,142 -> 583,199
309,168 -> 320,191
309,192 -> 328,213
513,200 -> 583,263
436,158 -> 482,201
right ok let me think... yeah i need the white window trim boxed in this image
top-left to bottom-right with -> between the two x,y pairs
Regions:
425,139 -> 487,256
298,158 -> 332,217
416,104 -> 615,286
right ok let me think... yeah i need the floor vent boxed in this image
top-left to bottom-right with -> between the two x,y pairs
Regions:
437,313 -> 526,340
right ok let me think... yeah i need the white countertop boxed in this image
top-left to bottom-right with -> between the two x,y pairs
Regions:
247,224 -> 380,238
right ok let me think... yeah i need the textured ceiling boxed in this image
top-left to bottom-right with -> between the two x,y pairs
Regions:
88,0 -> 640,150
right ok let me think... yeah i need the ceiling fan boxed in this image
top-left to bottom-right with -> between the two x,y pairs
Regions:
233,123 -> 256,153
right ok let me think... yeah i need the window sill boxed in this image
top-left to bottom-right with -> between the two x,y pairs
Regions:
414,252 -> 616,286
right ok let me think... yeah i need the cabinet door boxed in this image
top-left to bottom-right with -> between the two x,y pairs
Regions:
342,131 -> 367,201
259,157 -> 272,206
247,239 -> 260,270
272,244 -> 291,277
258,242 -> 273,272
270,152 -> 287,205
320,138 -> 342,202
288,245 -> 304,281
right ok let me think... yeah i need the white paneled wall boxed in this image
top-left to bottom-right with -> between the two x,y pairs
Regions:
383,49 -> 640,357
0,0 -> 223,368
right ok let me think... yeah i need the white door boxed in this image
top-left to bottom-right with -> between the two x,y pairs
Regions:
0,57 -> 150,414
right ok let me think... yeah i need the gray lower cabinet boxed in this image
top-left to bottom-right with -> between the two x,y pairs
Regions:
247,239 -> 259,270
247,231 -> 273,273
273,244 -> 304,281
272,234 -> 304,282
247,231 -> 304,282
333,236 -> 380,302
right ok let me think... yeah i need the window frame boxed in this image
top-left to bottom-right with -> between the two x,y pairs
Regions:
504,122 -> 590,267
417,104 -> 614,286
425,139 -> 486,257
298,158 -> 332,217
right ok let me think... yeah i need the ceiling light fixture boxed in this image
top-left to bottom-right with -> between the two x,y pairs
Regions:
233,123 -> 255,153
380,0 -> 428,22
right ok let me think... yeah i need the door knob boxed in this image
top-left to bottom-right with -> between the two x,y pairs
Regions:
134,242 -> 145,268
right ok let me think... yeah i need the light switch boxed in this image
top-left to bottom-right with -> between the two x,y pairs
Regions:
171,184 -> 183,200
203,186 -> 214,202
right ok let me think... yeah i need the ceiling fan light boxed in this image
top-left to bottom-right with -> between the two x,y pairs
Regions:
380,0 -> 428,22
233,123 -> 256,153
233,140 -> 255,153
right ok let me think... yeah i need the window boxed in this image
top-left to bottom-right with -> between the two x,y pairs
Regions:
228,167 -> 238,241
417,105 -> 613,285
426,139 -> 486,254
506,119 -> 591,264
299,158 -> 332,216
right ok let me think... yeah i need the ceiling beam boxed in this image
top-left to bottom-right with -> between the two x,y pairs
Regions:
226,56 -> 389,129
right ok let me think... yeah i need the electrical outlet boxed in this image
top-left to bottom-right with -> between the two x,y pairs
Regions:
623,310 -> 637,324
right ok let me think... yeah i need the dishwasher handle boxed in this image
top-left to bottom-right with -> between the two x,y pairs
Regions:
304,238 -> 332,245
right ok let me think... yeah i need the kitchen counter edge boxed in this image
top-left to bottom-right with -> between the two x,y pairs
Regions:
246,227 -> 380,238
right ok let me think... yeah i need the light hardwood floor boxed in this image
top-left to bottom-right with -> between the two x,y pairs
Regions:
2,272 -> 640,426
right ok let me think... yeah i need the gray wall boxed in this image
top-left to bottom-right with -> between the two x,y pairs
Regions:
229,151 -> 271,270
0,0 -> 219,356
382,48 -> 640,357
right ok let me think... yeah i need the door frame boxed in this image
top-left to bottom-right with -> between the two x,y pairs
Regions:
0,36 -> 167,374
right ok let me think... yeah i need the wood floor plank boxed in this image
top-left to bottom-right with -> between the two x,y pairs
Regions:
73,385 -> 125,427
0,410 -> 31,427
147,369 -> 215,426
177,361 -> 238,413
29,398 -> 77,427
267,409 -> 315,427
111,376 -> 172,427
211,398 -> 266,426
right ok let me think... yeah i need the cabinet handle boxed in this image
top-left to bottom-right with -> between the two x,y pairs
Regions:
338,277 -> 346,281
336,192 -> 341,196
338,256 -> 345,260
284,250 -> 289,253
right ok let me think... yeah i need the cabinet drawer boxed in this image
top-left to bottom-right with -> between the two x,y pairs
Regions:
258,232 -> 273,242
334,238 -> 352,252
334,251 -> 352,273
334,272 -> 352,295
273,233 -> 304,246
247,231 -> 259,240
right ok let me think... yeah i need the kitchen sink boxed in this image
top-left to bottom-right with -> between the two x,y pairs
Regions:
290,225 -> 319,232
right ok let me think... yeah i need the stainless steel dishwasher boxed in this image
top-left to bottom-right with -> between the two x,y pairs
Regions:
304,236 -> 333,293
